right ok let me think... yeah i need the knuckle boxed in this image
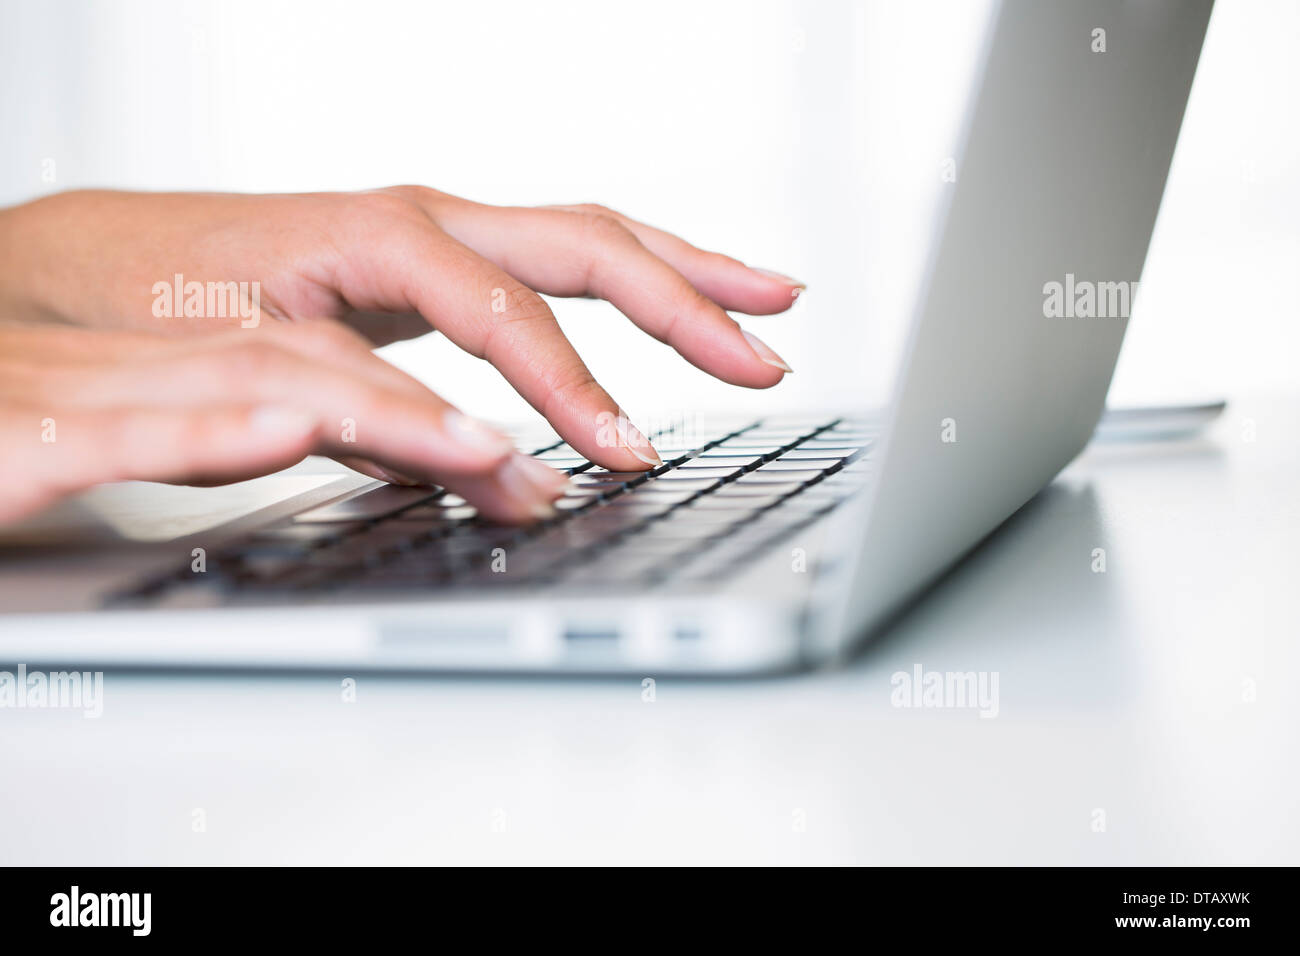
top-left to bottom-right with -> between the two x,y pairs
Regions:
480,288 -> 556,357
540,368 -> 604,423
570,202 -> 617,219
490,283 -> 552,324
346,190 -> 421,222
663,287 -> 717,345
575,209 -> 633,245
567,210 -> 638,293
688,283 -> 718,314
383,184 -> 444,207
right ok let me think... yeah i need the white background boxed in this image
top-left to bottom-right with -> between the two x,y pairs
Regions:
2,0 -> 1295,424
0,1 -> 1296,867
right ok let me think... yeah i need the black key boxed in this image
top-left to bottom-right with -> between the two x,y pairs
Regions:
535,445 -> 581,460
712,481 -> 803,497
244,522 -> 365,546
732,471 -> 818,485
708,442 -> 787,452
630,477 -> 721,492
556,495 -> 601,512
533,456 -> 588,469
563,510 -> 653,534
798,437 -> 869,448
562,481 -> 609,495
393,502 -> 476,522
234,553 -> 304,579
685,494 -> 785,511
571,472 -> 651,487
677,455 -> 763,471
561,555 -> 669,586
303,532 -> 420,568
651,511 -> 749,532
599,498 -> 682,517
653,467 -> 739,481
778,448 -> 858,460
759,458 -> 843,471
614,492 -> 706,507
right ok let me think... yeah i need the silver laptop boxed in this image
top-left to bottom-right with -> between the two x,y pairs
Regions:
0,0 -> 1213,674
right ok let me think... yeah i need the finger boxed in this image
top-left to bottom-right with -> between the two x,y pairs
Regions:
15,339 -> 517,481
239,322 -> 447,486
333,215 -> 661,471
332,455 -> 425,487
238,318 -> 439,403
2,403 -> 319,522
0,322 -> 177,363
0,323 -> 568,520
319,452 -> 569,524
552,204 -> 805,315
414,190 -> 804,315
0,320 -> 443,436
110,315 -> 441,407
438,451 -> 570,524
429,204 -> 793,388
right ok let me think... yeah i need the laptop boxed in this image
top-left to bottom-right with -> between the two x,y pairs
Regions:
0,0 -> 1213,675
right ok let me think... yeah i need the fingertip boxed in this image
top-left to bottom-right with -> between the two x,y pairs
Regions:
770,284 -> 806,315
715,268 -> 805,316
490,454 -> 567,523
473,497 -> 555,526
589,445 -> 660,473
446,458 -> 566,526
502,451 -> 570,495
585,412 -> 661,471
630,445 -> 662,468
617,414 -> 661,467
740,329 -> 793,375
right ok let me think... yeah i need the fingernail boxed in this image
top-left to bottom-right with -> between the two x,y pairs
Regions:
509,452 -> 570,494
752,267 -> 806,288
615,415 -> 662,467
251,406 -> 317,436
443,410 -> 514,458
742,330 -> 793,373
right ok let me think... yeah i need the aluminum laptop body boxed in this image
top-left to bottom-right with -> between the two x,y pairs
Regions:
0,0 -> 1213,674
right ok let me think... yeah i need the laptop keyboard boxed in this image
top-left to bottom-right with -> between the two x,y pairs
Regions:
109,417 -> 875,605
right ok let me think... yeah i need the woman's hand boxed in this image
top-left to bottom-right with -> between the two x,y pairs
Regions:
0,320 -> 569,524
0,187 -> 803,522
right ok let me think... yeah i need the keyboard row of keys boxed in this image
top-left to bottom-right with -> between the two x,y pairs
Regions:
107,418 -> 875,603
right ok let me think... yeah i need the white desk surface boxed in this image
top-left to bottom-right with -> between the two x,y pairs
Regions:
2,392 -> 1296,866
